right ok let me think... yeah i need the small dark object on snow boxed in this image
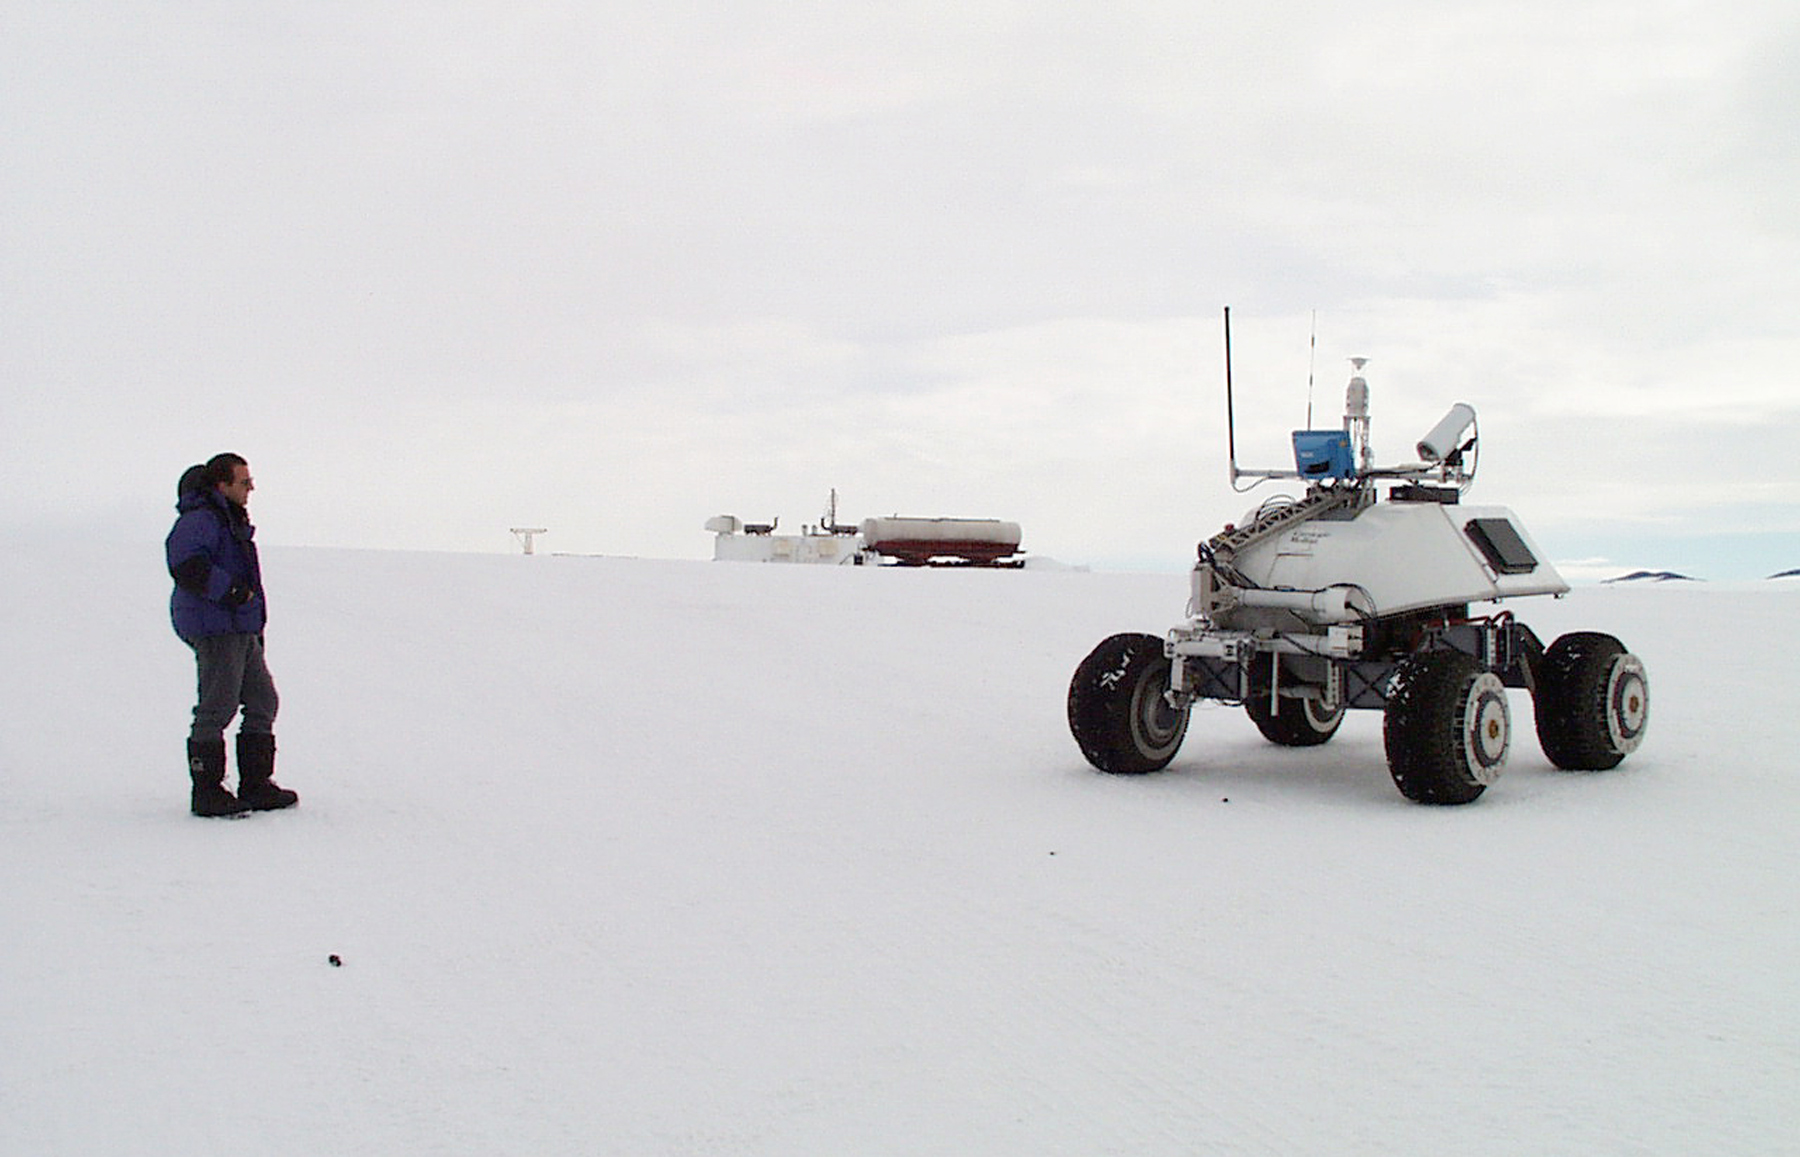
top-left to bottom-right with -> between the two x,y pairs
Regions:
328,954 -> 342,967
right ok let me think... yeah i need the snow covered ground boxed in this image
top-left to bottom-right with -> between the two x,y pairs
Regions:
3,539 -> 1794,1155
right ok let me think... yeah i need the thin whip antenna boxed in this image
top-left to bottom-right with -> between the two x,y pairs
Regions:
1305,310 -> 1317,428
1223,306 -> 1238,484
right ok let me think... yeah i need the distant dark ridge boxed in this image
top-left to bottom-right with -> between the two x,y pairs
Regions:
1770,568 -> 1800,580
1603,570 -> 1701,584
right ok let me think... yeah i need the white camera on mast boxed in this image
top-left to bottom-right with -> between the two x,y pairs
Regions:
1417,403 -> 1477,463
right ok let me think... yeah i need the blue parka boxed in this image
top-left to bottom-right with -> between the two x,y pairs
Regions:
166,485 -> 267,642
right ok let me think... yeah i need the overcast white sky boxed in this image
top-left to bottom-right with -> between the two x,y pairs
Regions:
5,1 -> 1796,577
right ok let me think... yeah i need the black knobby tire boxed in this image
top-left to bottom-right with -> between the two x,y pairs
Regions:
1383,649 -> 1512,805
1068,633 -> 1190,774
1243,656 -> 1345,747
1534,632 -> 1649,770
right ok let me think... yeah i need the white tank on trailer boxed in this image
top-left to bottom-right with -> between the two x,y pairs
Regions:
859,517 -> 1023,566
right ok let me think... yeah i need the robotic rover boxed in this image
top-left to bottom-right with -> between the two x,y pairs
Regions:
1068,314 -> 1649,804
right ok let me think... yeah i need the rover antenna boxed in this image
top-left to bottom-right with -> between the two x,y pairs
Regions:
1223,306 -> 1238,484
1305,310 -> 1318,428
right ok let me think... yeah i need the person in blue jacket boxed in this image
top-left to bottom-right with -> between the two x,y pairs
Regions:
167,453 -> 298,816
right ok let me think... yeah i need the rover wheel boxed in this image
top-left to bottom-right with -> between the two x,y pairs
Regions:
1534,633 -> 1648,770
1244,657 -> 1345,746
1383,649 -> 1511,805
1068,633 -> 1190,774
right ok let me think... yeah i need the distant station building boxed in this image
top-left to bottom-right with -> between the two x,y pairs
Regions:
706,491 -> 1024,568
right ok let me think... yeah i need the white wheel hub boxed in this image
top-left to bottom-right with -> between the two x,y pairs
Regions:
1462,671 -> 1511,784
1606,654 -> 1649,754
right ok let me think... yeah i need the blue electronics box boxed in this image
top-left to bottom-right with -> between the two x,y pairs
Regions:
1292,429 -> 1355,480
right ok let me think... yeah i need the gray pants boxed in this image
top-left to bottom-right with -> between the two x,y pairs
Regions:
188,633 -> 279,742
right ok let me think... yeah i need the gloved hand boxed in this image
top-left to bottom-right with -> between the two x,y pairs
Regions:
226,582 -> 255,606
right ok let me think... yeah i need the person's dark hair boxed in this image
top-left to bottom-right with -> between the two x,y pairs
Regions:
203,453 -> 247,488
177,464 -> 209,497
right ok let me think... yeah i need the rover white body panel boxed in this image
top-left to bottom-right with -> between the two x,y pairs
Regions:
1233,502 -> 1568,618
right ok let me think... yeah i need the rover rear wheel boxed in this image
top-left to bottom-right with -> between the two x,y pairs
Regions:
1068,633 -> 1190,774
1383,649 -> 1511,805
1244,657 -> 1345,746
1534,632 -> 1648,770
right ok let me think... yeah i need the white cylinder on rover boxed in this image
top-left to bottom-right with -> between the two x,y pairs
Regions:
1235,586 -> 1375,624
1417,403 -> 1476,462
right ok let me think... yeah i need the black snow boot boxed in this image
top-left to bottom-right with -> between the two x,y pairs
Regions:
236,732 -> 298,811
189,739 -> 249,817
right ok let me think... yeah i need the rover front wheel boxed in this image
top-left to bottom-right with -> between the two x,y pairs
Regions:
1068,633 -> 1190,774
1383,649 -> 1511,805
1244,657 -> 1345,746
1534,632 -> 1648,770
